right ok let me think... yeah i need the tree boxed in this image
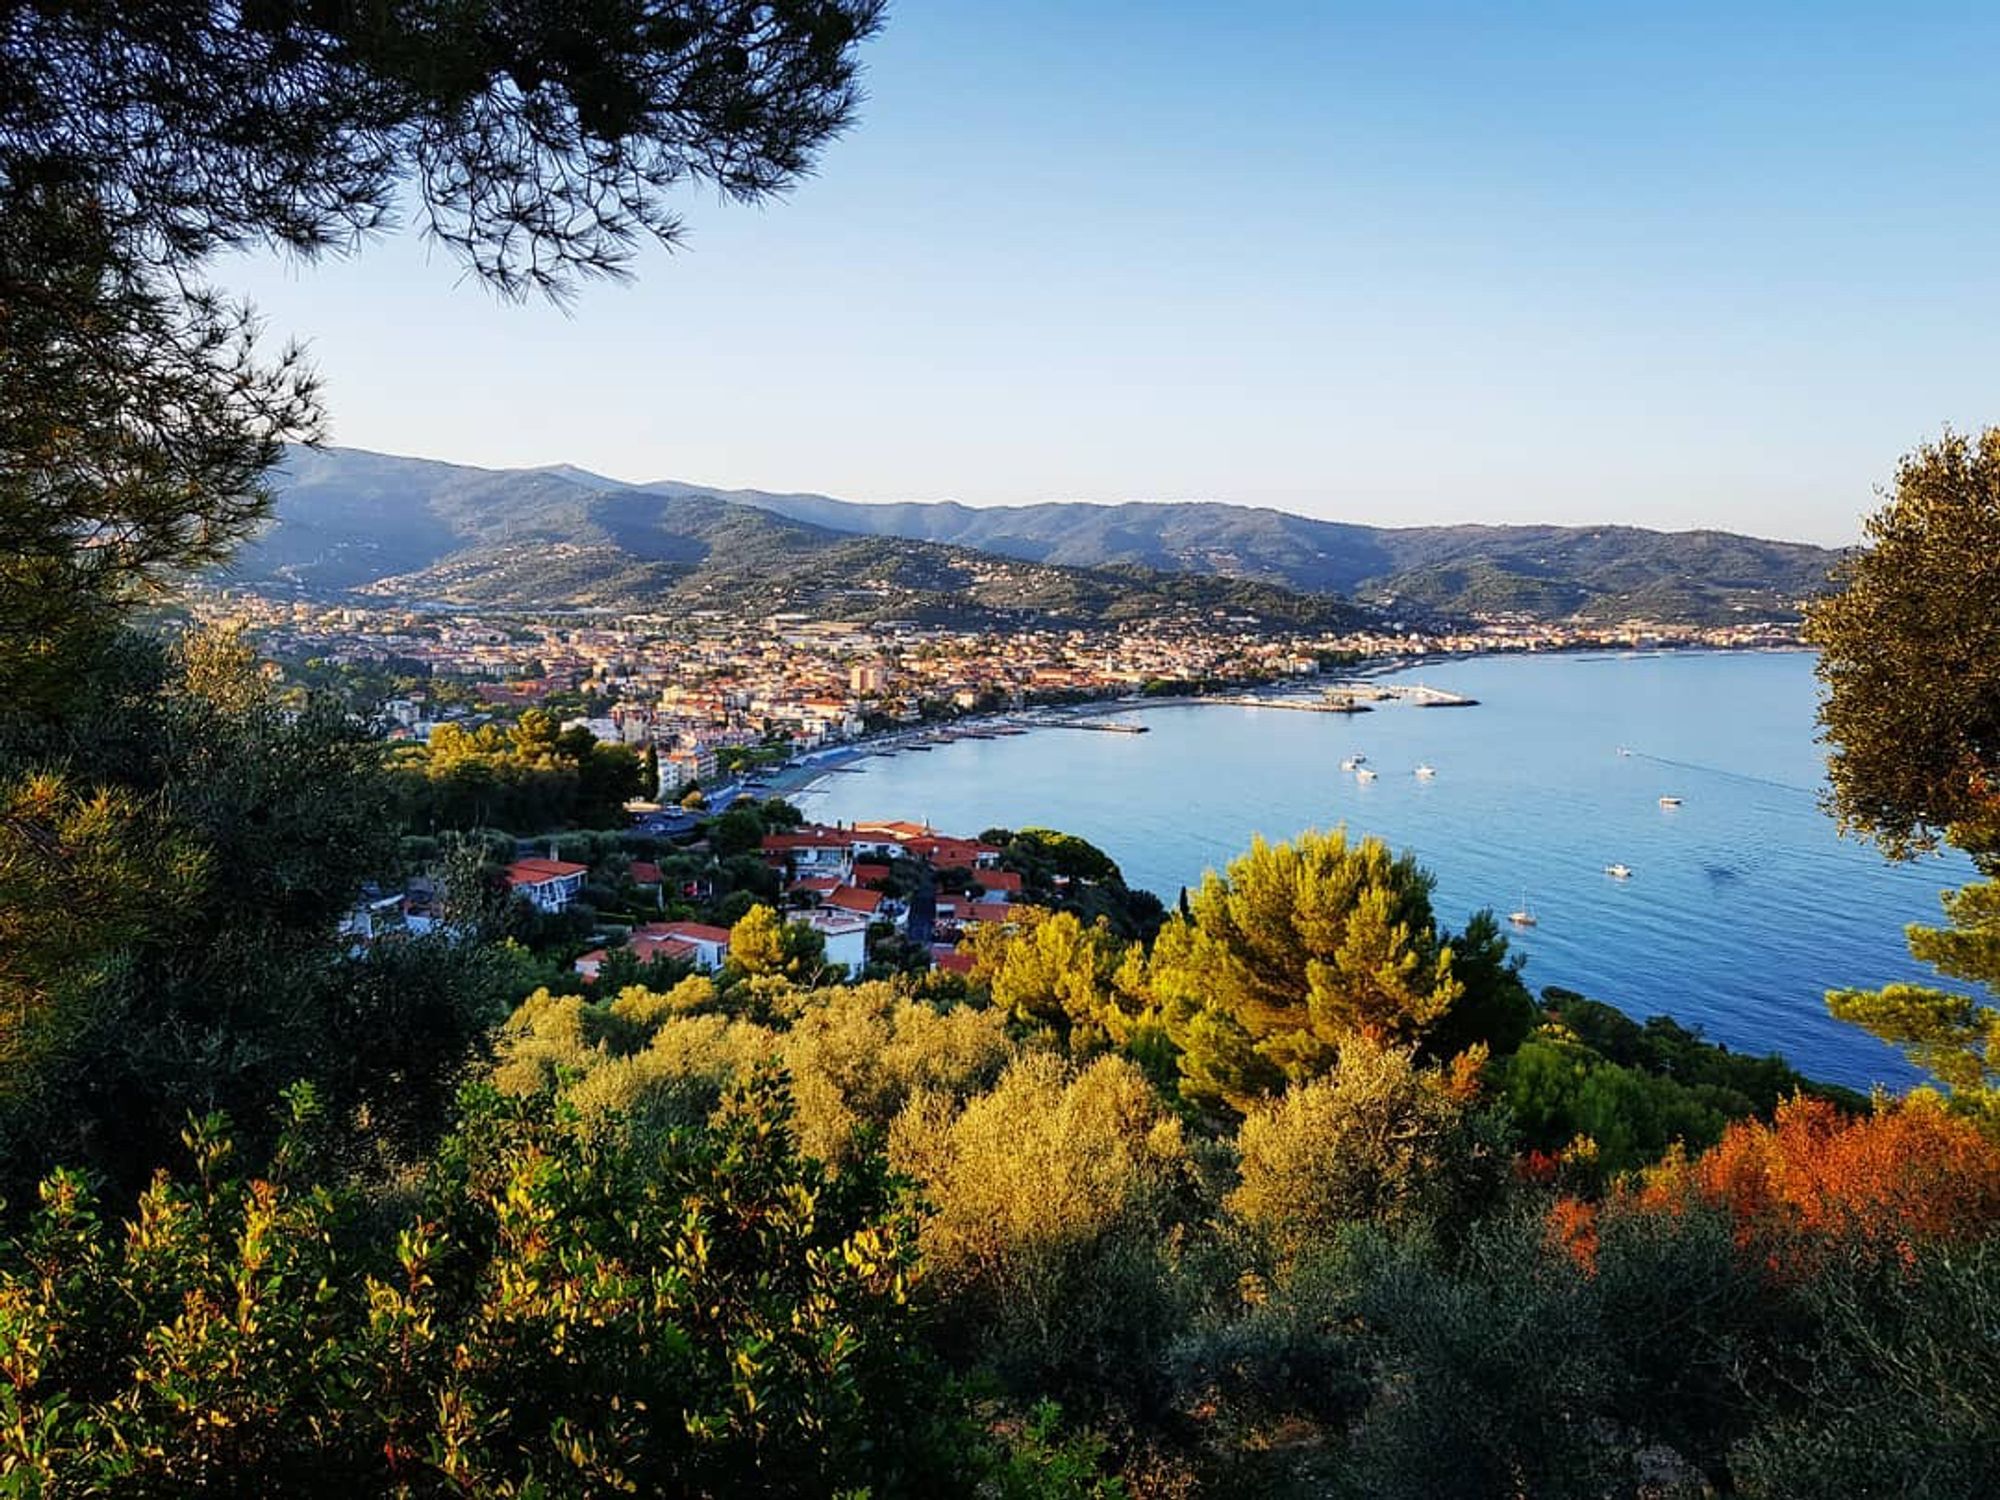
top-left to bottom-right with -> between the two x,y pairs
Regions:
729,903 -> 829,983
967,907 -> 1146,1043
1150,830 -> 1472,1112
1805,427 -> 2000,865
1827,881 -> 2000,1123
2,1 -> 886,697
1227,1041 -> 1503,1256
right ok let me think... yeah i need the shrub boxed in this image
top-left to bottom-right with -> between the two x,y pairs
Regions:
889,1054 -> 1204,1400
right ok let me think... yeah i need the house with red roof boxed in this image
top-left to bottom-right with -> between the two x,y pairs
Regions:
650,921 -> 734,971
823,885 -> 886,918
573,930 -> 700,982
762,827 -> 855,879
504,857 -> 589,913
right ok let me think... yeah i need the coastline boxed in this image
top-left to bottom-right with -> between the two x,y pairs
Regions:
772,644 -> 1812,806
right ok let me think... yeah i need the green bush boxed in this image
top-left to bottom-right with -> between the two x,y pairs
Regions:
0,1077 -> 945,1495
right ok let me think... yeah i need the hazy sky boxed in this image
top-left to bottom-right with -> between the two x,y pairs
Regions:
221,2 -> 2000,544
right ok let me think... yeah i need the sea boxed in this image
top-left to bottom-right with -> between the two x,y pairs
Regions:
798,650 -> 1975,1091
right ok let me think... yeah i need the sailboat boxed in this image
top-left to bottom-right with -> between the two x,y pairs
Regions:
1508,892 -> 1538,927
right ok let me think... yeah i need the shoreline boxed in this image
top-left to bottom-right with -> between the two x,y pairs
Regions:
772,644 -> 1811,805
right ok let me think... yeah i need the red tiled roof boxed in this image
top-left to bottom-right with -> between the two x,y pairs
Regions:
762,825 -> 851,851
504,857 -> 589,887
975,870 -> 1023,893
824,886 -> 884,915
628,861 -> 662,884
931,948 -> 976,975
659,921 -> 733,944
853,862 -> 894,885
789,876 -> 841,895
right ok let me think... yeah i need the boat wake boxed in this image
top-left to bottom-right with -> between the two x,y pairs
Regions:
1620,749 -> 1816,797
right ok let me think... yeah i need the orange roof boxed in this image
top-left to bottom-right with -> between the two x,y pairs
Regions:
660,921 -> 733,944
504,857 -> 589,887
853,862 -> 894,885
931,948 -> 976,975
789,875 -> 842,894
824,886 -> 885,915
852,819 -> 931,841
763,828 -> 851,851
975,870 -> 1023,893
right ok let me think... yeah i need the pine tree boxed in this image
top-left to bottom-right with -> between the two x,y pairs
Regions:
1151,829 -> 1465,1112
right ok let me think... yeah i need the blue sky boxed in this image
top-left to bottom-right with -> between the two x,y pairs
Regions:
222,2 -> 2000,543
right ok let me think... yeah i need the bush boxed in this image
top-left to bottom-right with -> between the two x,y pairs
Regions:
890,1053 -> 1205,1401
1227,1041 -> 1509,1256
0,1078 -> 944,1495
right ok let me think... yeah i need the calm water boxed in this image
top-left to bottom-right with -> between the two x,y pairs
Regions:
801,652 -> 1971,1089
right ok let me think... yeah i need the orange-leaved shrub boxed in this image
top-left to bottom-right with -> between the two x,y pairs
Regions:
1550,1093 -> 2000,1275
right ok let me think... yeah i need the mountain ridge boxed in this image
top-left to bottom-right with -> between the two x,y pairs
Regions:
233,446 -> 1840,624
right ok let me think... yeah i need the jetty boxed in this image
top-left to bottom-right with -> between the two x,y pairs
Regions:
1322,680 -> 1480,708
1206,695 -> 1373,714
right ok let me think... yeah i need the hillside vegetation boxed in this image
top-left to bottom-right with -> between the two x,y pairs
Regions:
242,447 -> 1836,623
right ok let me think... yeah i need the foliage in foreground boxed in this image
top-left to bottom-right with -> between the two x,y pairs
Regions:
0,1077 -> 942,1497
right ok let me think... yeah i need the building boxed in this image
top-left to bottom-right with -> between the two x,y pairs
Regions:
799,909 -> 871,972
503,857 -> 589,912
650,921 -> 733,971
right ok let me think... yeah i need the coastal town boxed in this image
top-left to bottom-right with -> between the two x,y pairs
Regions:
197,586 -> 1801,800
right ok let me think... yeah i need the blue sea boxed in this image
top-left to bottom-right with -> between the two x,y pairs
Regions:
799,651 -> 1975,1090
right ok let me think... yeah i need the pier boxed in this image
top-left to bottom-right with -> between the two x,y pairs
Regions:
1323,680 -> 1481,708
1206,695 -> 1373,714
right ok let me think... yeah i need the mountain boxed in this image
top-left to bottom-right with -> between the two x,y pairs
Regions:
692,491 -> 1837,623
232,449 -> 1358,630
236,447 -> 1839,624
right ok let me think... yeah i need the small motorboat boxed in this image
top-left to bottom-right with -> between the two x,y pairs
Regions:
1617,746 -> 1632,757
1355,767 -> 1378,783
1414,764 -> 1436,778
1340,754 -> 1367,771
1605,863 -> 1633,880
1658,795 -> 1683,808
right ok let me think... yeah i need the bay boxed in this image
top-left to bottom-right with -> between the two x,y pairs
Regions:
799,651 -> 1971,1090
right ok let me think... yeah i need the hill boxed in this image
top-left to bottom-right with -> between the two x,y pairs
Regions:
236,449 -> 1357,630
237,447 -> 1839,624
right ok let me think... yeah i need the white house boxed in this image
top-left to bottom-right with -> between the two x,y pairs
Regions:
503,857 -> 589,912
799,909 -> 871,974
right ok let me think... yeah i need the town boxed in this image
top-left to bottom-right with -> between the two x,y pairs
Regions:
195,587 -> 1801,799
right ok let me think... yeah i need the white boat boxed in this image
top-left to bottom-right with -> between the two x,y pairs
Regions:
1617,746 -> 1632,757
1414,764 -> 1436,778
1605,863 -> 1633,879
1340,754 -> 1367,771
1355,767 -> 1378,783
1658,795 -> 1683,808
1508,891 -> 1537,927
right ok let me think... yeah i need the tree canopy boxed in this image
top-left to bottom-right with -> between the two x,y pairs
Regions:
1150,829 -> 1517,1111
1805,426 -> 2000,866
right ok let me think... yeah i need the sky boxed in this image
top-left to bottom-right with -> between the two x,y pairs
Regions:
220,2 -> 2000,545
